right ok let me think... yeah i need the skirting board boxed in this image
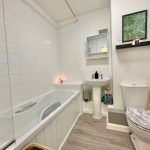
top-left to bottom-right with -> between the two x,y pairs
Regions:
83,109 -> 93,114
83,109 -> 107,117
107,122 -> 130,133
102,112 -> 107,117
58,113 -> 82,150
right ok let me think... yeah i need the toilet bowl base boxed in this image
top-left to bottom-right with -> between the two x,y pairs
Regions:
131,134 -> 150,150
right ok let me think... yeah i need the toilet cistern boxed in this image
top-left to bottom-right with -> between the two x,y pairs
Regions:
120,82 -> 149,150
120,82 -> 149,109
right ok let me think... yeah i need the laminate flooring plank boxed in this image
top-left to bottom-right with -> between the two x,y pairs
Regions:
61,114 -> 135,150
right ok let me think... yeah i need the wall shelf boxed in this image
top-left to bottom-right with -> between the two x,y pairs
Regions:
86,29 -> 109,59
116,41 -> 150,49
86,55 -> 108,60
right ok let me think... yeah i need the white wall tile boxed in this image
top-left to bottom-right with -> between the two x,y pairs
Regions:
11,84 -> 22,106
0,76 -> 10,88
3,0 -> 60,107
0,87 -> 11,110
0,64 -> 8,75
0,52 -> 7,64
59,7 -> 111,82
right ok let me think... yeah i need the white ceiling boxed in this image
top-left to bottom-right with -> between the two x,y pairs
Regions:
34,0 -> 110,23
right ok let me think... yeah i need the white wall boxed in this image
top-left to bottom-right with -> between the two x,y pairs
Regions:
59,7 -> 111,113
59,7 -> 111,82
3,0 -> 60,107
111,0 -> 150,110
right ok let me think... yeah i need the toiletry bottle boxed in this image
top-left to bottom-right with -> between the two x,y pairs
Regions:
94,71 -> 99,79
92,74 -> 94,79
101,74 -> 103,79
102,89 -> 107,102
107,89 -> 110,102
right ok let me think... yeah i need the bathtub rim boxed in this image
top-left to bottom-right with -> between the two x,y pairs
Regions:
7,90 -> 80,150
13,89 -> 75,116
12,90 -> 55,115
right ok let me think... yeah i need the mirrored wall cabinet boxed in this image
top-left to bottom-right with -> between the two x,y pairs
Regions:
86,29 -> 109,59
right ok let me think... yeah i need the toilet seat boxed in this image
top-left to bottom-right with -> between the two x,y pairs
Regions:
126,107 -> 150,131
127,117 -> 150,133
127,116 -> 150,150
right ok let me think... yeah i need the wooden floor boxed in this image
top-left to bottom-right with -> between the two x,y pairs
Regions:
61,114 -> 135,150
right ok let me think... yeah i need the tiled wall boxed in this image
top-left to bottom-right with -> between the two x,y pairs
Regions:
1,1 -> 111,110
3,0 -> 60,107
58,7 -> 111,114
59,7 -> 111,82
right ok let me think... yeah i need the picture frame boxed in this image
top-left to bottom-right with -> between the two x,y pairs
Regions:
122,10 -> 147,42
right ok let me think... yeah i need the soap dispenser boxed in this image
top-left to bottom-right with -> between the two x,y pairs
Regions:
94,71 -> 99,79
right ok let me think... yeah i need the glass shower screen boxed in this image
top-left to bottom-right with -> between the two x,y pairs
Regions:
0,0 -> 15,149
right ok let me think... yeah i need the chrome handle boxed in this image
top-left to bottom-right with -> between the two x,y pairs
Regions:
15,102 -> 37,113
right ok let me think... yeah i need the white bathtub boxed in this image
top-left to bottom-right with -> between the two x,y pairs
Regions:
9,90 -> 80,150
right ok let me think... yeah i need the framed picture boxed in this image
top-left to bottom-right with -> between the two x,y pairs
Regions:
122,10 -> 147,42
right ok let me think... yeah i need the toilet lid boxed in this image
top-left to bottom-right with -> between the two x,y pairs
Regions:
126,107 -> 150,130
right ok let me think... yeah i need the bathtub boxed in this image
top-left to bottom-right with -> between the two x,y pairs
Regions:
9,90 -> 81,150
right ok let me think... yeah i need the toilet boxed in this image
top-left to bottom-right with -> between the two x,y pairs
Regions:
120,82 -> 150,150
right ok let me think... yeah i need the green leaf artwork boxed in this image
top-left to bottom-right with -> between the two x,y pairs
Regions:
122,10 -> 147,42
